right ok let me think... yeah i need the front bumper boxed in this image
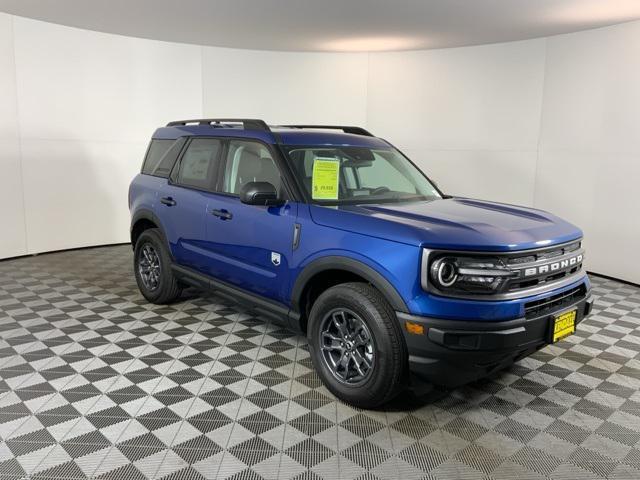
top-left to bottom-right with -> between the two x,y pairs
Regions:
398,294 -> 594,387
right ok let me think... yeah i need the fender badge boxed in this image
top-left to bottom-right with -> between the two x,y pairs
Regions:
271,252 -> 281,266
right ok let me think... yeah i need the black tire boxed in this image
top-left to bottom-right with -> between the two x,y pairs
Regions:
133,228 -> 182,304
307,282 -> 408,408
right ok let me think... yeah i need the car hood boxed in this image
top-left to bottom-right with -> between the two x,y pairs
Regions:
309,197 -> 583,252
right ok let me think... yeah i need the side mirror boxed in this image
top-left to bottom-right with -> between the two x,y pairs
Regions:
239,181 -> 283,206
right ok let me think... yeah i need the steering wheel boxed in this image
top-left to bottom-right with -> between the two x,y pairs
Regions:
370,186 -> 391,195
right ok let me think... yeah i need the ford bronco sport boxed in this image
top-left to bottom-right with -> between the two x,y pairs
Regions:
129,119 -> 593,408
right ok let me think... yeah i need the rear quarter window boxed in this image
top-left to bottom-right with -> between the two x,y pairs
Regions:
141,138 -> 185,178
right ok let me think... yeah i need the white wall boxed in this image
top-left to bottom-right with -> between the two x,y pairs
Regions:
11,17 -> 203,254
535,21 -> 640,283
0,14 -> 638,284
0,13 -> 26,258
202,48 -> 368,125
367,40 -> 546,206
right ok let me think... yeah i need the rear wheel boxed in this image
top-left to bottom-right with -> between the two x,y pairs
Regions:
134,228 -> 182,304
308,282 -> 407,408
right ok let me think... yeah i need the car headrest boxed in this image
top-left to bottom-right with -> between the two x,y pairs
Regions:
259,157 -> 280,188
237,149 -> 261,180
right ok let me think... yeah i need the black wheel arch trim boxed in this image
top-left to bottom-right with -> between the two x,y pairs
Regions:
130,209 -> 173,259
291,256 -> 409,314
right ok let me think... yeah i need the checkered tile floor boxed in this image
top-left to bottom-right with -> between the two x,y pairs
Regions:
1,246 -> 640,479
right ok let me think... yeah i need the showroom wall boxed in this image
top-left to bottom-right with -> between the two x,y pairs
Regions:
535,21 -> 640,286
0,14 -> 637,283
0,14 -> 25,259
201,48 -> 368,126
367,40 -> 546,206
6,15 -> 203,256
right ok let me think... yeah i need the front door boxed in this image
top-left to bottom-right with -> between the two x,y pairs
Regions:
203,139 -> 298,304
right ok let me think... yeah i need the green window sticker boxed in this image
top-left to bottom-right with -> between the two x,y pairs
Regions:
312,158 -> 340,200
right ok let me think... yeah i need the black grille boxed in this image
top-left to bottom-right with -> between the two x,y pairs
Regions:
524,284 -> 587,319
503,241 -> 583,294
507,264 -> 582,292
507,241 -> 580,266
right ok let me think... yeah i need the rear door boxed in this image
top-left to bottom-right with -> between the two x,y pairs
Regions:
202,139 -> 298,304
158,137 -> 223,273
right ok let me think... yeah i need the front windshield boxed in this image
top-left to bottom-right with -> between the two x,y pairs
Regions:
285,146 -> 441,205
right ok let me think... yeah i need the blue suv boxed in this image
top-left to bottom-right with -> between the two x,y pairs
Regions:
129,119 -> 593,408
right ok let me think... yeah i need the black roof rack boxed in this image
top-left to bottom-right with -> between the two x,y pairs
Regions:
165,120 -> 374,137
166,118 -> 270,132
280,125 -> 373,137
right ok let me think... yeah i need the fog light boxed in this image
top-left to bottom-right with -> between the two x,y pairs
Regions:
405,321 -> 425,335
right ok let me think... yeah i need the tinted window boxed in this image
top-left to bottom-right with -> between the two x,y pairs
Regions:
141,139 -> 173,176
175,138 -> 222,190
153,138 -> 186,177
221,140 -> 282,195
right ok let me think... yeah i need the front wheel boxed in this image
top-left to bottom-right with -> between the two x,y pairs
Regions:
307,282 -> 408,408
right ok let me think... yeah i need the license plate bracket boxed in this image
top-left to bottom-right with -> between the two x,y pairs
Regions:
550,309 -> 577,343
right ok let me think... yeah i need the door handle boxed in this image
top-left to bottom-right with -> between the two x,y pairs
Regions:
160,197 -> 176,206
211,208 -> 233,220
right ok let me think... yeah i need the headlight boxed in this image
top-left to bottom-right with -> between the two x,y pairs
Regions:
430,258 -> 458,287
423,252 -> 517,294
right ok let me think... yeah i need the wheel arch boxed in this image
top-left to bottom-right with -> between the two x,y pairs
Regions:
290,256 -> 409,332
130,209 -> 172,257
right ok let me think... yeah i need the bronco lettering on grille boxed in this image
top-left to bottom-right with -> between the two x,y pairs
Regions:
523,254 -> 583,277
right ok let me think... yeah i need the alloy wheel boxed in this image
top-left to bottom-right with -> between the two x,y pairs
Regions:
138,244 -> 161,291
319,308 -> 375,385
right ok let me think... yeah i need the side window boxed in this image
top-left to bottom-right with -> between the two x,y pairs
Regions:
153,138 -> 187,177
175,138 -> 222,190
141,139 -> 173,176
221,140 -> 282,195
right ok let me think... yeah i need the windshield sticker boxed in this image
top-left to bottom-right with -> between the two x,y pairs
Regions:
312,158 -> 340,200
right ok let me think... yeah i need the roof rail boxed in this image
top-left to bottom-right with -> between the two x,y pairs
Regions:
280,125 -> 373,137
166,118 -> 271,132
